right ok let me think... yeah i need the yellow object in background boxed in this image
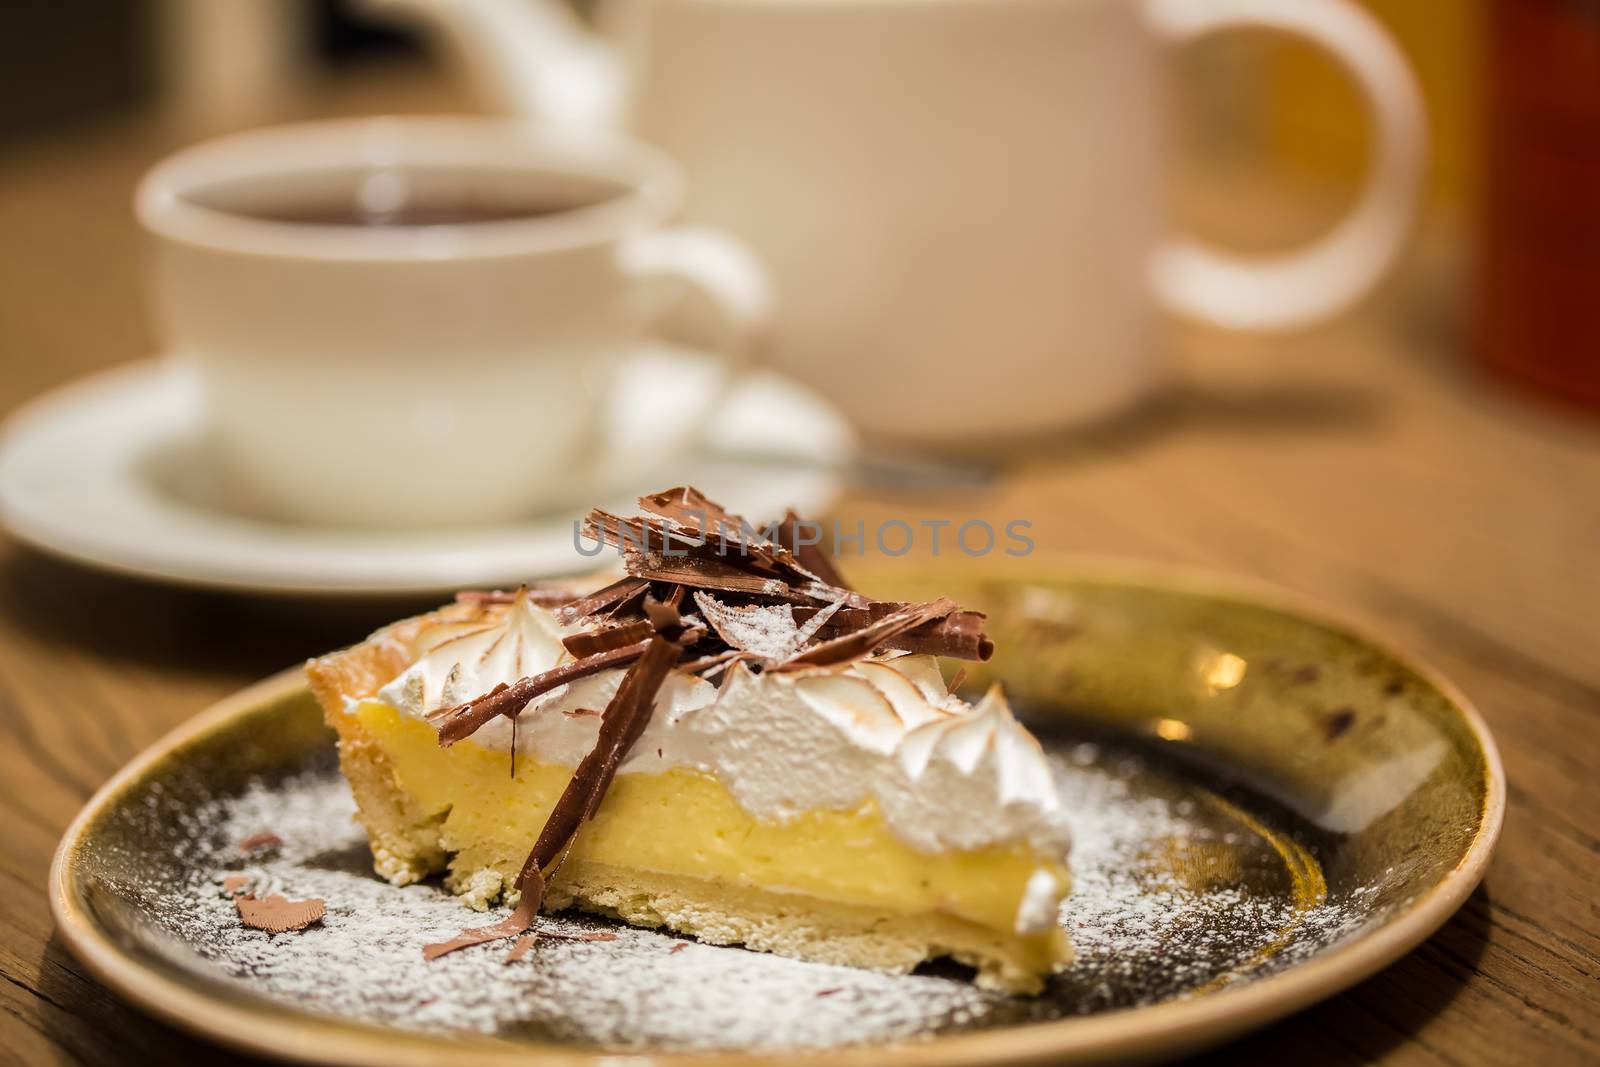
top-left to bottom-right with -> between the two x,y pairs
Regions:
1265,0 -> 1482,210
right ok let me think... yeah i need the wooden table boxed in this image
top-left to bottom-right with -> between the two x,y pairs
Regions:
1,65 -> 1595,1067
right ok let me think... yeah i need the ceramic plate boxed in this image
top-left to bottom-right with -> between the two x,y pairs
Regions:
0,355 -> 852,595
50,561 -> 1502,1066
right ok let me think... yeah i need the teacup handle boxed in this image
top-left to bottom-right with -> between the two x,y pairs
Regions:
1145,0 -> 1426,330
599,225 -> 773,479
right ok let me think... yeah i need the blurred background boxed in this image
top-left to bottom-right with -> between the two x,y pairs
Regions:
0,0 -> 1596,715
3,0 -> 1592,406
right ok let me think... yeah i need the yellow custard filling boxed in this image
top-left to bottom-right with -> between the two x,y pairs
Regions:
353,700 -> 1069,943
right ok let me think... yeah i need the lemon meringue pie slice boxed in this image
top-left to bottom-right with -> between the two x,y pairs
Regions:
305,489 -> 1072,993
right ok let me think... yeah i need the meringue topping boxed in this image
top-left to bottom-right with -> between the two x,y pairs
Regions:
366,597 -> 1072,862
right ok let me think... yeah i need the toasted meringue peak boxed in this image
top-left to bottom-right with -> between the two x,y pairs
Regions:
376,591 -> 571,717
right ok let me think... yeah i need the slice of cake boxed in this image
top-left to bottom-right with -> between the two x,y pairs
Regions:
306,488 -> 1072,992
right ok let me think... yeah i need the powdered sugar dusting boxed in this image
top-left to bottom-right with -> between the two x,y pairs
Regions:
120,736 -> 1386,1052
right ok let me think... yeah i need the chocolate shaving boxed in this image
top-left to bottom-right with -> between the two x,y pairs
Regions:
793,594 -> 849,646
430,641 -> 651,744
424,612 -> 692,961
562,619 -> 654,658
236,893 -> 325,933
692,592 -> 801,657
583,510 -> 705,554
555,576 -> 650,624
796,604 -> 993,661
636,486 -> 732,538
776,598 -> 959,671
639,487 -> 817,583
221,874 -> 252,897
680,649 -> 750,678
625,549 -> 788,595
510,632 -> 683,891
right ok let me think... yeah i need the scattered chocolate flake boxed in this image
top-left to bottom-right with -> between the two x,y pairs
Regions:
221,874 -> 252,897
948,667 -> 969,693
237,831 -> 282,854
236,893 -> 325,934
815,988 -> 843,998
1290,664 -> 1321,685
669,942 -> 689,954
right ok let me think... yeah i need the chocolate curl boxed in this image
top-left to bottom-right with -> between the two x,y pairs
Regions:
510,632 -> 683,891
624,549 -> 789,596
795,604 -> 993,661
639,487 -> 818,583
692,592 -> 801,658
776,598 -> 959,671
679,649 -> 749,677
556,576 -> 650,624
582,510 -> 705,555
636,486 -> 734,538
562,619 -> 654,659
429,641 -> 650,745
792,593 -> 849,647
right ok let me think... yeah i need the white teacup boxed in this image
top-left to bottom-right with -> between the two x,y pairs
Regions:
136,117 -> 769,528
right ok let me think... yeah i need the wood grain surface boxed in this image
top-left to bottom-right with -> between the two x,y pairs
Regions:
0,64 -> 1595,1067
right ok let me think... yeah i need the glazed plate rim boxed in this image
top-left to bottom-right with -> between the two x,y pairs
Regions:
49,557 -> 1506,1066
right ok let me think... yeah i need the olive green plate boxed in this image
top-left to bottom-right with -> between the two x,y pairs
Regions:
51,560 -> 1502,1066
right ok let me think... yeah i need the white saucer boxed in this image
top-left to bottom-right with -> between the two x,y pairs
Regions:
0,356 -> 853,596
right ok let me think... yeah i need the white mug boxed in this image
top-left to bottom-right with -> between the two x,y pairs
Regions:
367,0 -> 1427,446
136,117 -> 770,527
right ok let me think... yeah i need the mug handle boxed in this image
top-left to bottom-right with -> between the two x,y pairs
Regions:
597,225 -> 773,479
1145,0 -> 1427,330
